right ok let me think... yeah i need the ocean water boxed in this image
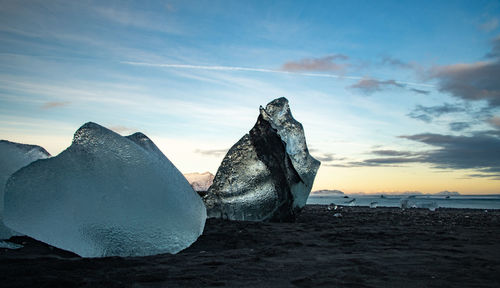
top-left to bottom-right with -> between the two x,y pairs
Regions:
307,194 -> 500,210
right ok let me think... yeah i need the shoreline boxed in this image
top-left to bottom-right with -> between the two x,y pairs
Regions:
1,205 -> 500,287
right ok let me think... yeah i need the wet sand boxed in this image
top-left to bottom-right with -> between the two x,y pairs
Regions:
1,205 -> 499,287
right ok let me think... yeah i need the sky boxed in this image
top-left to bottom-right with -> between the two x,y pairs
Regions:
0,0 -> 499,194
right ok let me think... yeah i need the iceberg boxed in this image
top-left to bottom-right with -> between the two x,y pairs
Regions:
3,122 -> 206,257
205,97 -> 320,222
0,140 -> 50,239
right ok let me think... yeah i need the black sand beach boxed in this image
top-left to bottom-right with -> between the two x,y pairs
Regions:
1,205 -> 499,287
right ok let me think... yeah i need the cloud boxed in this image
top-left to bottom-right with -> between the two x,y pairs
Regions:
92,6 -> 181,34
349,77 -> 431,95
195,148 -> 228,157
337,131 -> 500,179
360,157 -> 423,165
407,103 -> 466,122
381,56 -> 413,69
343,149 -> 423,167
486,35 -> 500,59
165,3 -> 176,12
480,18 -> 499,32
409,114 -> 432,123
429,61 -> 500,107
488,116 -> 500,129
371,150 -> 417,157
41,101 -> 70,109
349,78 -> 404,94
281,54 -> 349,72
449,122 -> 471,132
409,88 -> 430,95
427,37 -> 500,108
313,152 -> 346,162
399,132 -> 500,176
412,103 -> 466,116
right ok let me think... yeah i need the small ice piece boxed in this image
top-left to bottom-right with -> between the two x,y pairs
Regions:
333,213 -> 342,217
344,198 -> 356,206
0,240 -> 23,249
370,201 -> 378,208
400,198 -> 414,209
0,140 -> 50,239
327,203 -> 337,211
415,201 -> 438,211
4,123 -> 206,257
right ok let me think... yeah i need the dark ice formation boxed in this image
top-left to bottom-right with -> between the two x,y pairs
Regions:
204,98 -> 320,222
0,140 -> 50,239
3,123 -> 206,257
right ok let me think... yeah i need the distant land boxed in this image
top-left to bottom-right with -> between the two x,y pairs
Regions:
311,190 -> 345,195
183,172 -> 214,192
310,190 -> 462,196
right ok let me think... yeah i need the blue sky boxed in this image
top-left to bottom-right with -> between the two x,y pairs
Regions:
1,0 -> 499,194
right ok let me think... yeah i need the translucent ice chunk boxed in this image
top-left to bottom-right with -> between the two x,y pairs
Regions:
415,201 -> 438,211
4,123 -> 206,257
344,198 -> 356,206
400,198 -> 413,209
0,140 -> 50,239
327,203 -> 337,211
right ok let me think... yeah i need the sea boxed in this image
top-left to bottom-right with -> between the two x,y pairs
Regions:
307,194 -> 500,210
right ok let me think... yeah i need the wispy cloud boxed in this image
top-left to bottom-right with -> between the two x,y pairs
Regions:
371,150 -> 418,157
349,77 -> 432,95
407,103 -> 466,123
92,5 -> 182,34
486,35 -> 500,59
194,148 -> 228,157
42,101 -> 70,109
121,61 -> 434,88
480,18 -> 499,32
312,152 -> 346,162
349,78 -> 404,94
449,122 -> 471,132
409,88 -> 430,95
381,56 -> 414,70
281,54 -> 349,72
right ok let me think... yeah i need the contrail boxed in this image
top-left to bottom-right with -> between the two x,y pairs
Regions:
121,61 -> 434,88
